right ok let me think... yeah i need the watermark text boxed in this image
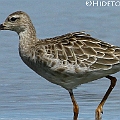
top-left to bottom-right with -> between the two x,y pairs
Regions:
86,1 -> 120,6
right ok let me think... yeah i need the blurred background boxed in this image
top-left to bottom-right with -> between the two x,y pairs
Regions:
0,0 -> 120,120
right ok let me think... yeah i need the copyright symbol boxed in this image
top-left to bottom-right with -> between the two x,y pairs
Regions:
86,1 -> 92,6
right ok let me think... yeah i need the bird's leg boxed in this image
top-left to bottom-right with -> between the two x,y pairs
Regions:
95,75 -> 117,120
69,90 -> 79,120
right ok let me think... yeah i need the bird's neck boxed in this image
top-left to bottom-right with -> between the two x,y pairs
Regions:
18,25 -> 38,56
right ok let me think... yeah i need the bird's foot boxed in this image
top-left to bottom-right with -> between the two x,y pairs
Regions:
95,106 -> 103,120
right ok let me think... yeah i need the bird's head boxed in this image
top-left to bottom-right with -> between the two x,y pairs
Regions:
0,11 -> 33,34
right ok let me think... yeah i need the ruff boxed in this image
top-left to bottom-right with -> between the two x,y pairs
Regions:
0,11 -> 119,120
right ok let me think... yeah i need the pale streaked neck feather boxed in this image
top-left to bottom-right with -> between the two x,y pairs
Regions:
18,23 -> 38,55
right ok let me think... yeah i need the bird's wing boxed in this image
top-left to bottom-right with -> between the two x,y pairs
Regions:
35,31 -> 120,71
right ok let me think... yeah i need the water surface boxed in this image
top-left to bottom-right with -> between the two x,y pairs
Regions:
0,0 -> 120,120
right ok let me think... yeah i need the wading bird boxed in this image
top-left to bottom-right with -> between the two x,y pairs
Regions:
0,11 -> 119,120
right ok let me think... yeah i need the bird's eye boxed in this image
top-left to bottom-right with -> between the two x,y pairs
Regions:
10,17 -> 17,21
8,17 -> 19,22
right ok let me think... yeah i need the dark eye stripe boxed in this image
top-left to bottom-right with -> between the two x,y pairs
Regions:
10,17 -> 17,21
7,17 -> 19,22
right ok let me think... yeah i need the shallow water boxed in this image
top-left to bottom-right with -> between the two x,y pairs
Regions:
0,0 -> 120,120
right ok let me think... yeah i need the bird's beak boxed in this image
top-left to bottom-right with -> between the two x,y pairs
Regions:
0,23 -> 5,30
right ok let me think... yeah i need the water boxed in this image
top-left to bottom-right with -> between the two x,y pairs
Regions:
0,0 -> 120,120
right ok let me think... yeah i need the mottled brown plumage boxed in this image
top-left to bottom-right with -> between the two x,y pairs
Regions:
37,32 -> 120,71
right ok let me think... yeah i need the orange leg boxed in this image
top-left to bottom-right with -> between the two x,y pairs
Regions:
95,75 -> 117,120
69,90 -> 79,120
